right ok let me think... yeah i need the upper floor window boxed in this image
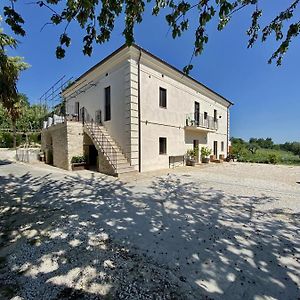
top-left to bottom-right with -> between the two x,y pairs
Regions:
74,102 -> 79,116
104,86 -> 111,121
159,137 -> 167,155
214,109 -> 218,122
159,87 -> 167,108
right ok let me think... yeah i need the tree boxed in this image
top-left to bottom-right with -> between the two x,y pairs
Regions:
248,142 -> 259,154
0,25 -> 29,148
230,137 -> 247,158
2,1 -> 300,73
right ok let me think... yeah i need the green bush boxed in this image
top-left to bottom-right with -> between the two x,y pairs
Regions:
28,133 -> 41,144
0,132 -> 41,148
201,147 -> 212,157
71,155 -> 87,164
268,153 -> 279,164
0,132 -> 14,148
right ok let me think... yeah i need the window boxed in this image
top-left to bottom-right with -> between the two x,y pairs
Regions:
104,86 -> 111,121
74,102 -> 79,115
159,87 -> 167,108
221,141 -> 224,152
214,109 -> 218,122
204,112 -> 208,120
159,137 -> 167,155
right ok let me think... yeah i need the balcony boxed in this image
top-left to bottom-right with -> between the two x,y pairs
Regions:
185,113 -> 218,132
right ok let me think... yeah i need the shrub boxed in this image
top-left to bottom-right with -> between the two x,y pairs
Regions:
0,132 -> 41,148
0,132 -> 14,148
186,147 -> 199,158
268,153 -> 279,164
71,155 -> 87,164
201,147 -> 212,157
186,149 -> 195,158
28,133 -> 41,144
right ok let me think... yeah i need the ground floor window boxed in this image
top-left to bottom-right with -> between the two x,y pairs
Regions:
221,141 -> 224,152
159,137 -> 167,155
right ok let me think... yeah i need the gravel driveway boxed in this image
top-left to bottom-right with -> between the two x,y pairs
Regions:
0,156 -> 299,300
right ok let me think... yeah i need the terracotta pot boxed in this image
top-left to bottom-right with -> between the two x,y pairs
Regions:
186,158 -> 196,166
201,157 -> 210,163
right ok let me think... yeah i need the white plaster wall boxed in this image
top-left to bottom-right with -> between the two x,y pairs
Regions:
62,46 -> 231,173
139,61 -> 229,172
64,61 -> 130,158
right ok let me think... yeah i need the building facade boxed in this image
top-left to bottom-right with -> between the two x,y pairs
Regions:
42,44 -> 233,175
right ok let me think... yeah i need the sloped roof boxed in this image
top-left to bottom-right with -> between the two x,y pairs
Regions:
65,43 -> 234,106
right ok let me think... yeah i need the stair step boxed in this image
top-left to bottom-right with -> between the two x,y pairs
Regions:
117,162 -> 131,167
84,123 -> 133,176
117,167 -> 136,174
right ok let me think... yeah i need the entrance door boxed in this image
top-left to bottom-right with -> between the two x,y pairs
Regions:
193,140 -> 199,163
194,102 -> 200,126
89,145 -> 98,168
213,141 -> 218,158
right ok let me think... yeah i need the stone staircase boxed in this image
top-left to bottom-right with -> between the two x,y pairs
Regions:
83,122 -> 136,176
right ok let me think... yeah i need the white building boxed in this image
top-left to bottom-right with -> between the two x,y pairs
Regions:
42,44 -> 233,175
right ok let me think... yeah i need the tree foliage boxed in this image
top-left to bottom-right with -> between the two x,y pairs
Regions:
0,97 -> 47,132
281,141 -> 300,157
0,23 -> 29,147
231,137 -> 300,160
0,26 -> 29,109
2,1 -> 300,73
249,137 -> 274,149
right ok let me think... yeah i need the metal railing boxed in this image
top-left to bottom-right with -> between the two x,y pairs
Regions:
82,108 -> 118,171
185,113 -> 218,130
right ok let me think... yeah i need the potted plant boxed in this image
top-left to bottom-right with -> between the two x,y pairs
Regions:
71,155 -> 87,171
201,147 -> 212,163
186,149 -> 196,166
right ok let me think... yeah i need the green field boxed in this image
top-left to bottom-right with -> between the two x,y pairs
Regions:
237,148 -> 300,165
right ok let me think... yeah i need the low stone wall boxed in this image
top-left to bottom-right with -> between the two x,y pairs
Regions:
66,122 -> 84,170
16,148 -> 40,163
41,122 -> 84,170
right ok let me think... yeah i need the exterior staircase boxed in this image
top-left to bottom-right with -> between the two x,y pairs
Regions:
83,122 -> 136,176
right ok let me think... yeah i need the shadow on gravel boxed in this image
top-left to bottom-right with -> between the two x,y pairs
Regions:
0,171 -> 299,299
0,159 -> 12,166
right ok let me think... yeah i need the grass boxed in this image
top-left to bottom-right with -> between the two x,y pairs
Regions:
237,148 -> 300,165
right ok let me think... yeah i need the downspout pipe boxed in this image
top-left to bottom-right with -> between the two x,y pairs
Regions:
227,105 -> 231,157
138,50 -> 142,172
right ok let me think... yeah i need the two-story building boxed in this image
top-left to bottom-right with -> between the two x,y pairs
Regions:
41,44 -> 233,175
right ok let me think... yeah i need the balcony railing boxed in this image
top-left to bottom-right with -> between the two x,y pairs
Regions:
43,108 -> 102,129
185,113 -> 218,131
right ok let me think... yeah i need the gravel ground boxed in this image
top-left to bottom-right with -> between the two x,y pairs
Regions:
0,154 -> 299,300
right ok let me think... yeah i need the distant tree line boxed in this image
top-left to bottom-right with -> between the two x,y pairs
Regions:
231,137 -> 300,157
229,137 -> 300,165
280,141 -> 300,157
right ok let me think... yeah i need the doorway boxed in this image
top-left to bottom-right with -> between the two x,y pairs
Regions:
193,140 -> 199,163
88,145 -> 98,170
213,141 -> 218,158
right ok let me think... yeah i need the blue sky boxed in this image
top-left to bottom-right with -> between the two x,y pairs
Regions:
1,2 -> 299,143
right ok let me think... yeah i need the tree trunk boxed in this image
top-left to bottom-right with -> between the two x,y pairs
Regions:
12,120 -> 17,149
